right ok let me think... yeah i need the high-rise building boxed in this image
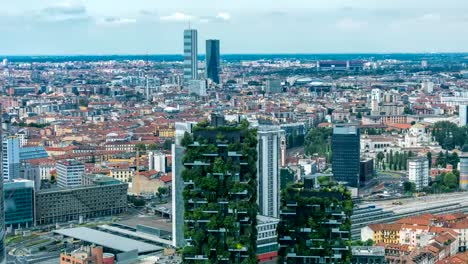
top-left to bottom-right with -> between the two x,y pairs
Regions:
0,112 -> 5,264
2,136 -> 20,181
148,151 -> 167,173
459,145 -> 468,190
188,79 -> 207,96
183,29 -> 198,83
172,122 -> 197,248
332,125 -> 360,187
4,179 -> 34,229
257,125 -> 284,218
205,39 -> 220,84
180,116 -> 258,263
57,159 -> 85,189
459,105 -> 468,127
408,157 -> 429,191
265,79 -> 282,94
278,181 -> 352,263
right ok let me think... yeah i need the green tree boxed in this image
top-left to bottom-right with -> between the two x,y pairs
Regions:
427,152 -> 432,168
443,172 -> 458,189
163,139 -> 173,150
403,182 -> 416,194
135,143 -> 146,152
148,143 -> 158,150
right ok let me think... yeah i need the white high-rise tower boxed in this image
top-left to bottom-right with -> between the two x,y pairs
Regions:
183,29 -> 198,84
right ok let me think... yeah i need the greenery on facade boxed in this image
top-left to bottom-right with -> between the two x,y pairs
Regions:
181,122 -> 258,263
278,182 -> 353,264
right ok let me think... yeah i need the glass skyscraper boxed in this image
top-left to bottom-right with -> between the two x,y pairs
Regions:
205,39 -> 220,84
183,29 -> 198,84
332,125 -> 360,187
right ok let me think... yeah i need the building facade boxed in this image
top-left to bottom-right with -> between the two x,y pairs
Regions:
460,104 -> 468,127
257,125 -> 284,218
460,151 -> 468,190
35,181 -> 127,225
2,136 -> 20,181
408,157 -> 429,191
265,79 -> 282,94
4,179 -> 34,229
57,159 -> 85,189
180,118 -> 258,263
332,125 -> 361,187
183,29 -> 198,83
278,182 -> 352,263
205,39 -> 220,84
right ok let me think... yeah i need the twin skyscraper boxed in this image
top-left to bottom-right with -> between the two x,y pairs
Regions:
183,29 -> 220,84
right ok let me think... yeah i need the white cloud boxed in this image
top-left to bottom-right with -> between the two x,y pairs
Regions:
38,1 -> 90,22
335,18 -> 368,31
418,13 -> 441,22
160,12 -> 195,22
215,12 -> 231,21
97,17 -> 137,26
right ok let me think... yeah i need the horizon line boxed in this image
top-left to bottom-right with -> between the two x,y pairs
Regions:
1,51 -> 468,57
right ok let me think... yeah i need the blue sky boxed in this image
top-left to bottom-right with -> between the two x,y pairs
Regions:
1,0 -> 468,54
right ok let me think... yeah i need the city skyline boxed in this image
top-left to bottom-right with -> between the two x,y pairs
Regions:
1,0 -> 468,55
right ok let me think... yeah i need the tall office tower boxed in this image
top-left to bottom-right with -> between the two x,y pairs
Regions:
4,179 -> 34,229
2,136 -> 20,181
278,181 -> 352,263
332,125 -> 360,187
408,157 -> 429,191
172,122 -> 197,248
205,39 -> 220,84
180,116 -> 258,263
265,79 -> 282,94
183,29 -> 198,84
257,125 -> 285,218
57,159 -> 85,189
460,105 -> 468,127
460,145 -> 468,190
0,111 -> 5,264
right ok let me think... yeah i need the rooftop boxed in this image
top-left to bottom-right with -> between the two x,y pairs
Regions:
54,227 -> 163,253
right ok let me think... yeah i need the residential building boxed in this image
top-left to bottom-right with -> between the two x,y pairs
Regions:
57,159 -> 85,189
460,147 -> 468,190
332,125 -> 361,187
0,116 -> 4,264
180,117 -> 258,263
172,121 -> 196,248
266,79 -> 282,94
188,79 -> 207,96
183,29 -> 198,83
408,157 -> 429,191
351,246 -> 386,264
2,136 -> 20,181
60,246 -> 111,264
35,178 -> 127,225
278,182 -> 352,263
4,179 -> 34,229
257,125 -> 284,218
257,215 -> 279,262
109,166 -> 134,183
148,151 -> 167,172
459,104 -> 468,127
206,39 -> 220,84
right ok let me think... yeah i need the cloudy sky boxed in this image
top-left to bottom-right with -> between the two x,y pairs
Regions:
1,0 -> 468,55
